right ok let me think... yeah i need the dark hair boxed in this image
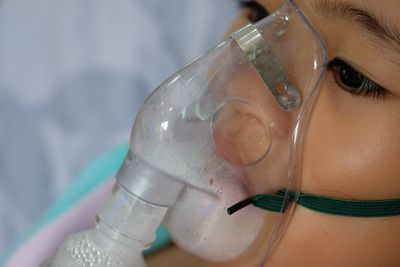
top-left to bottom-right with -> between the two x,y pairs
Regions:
238,0 -> 269,22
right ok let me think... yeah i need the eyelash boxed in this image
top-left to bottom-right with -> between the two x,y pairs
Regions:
238,3 -> 387,99
328,58 -> 387,99
238,0 -> 270,23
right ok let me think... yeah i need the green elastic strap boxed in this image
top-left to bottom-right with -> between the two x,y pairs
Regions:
227,190 -> 400,217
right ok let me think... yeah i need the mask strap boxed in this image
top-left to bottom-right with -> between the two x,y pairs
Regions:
227,190 -> 400,217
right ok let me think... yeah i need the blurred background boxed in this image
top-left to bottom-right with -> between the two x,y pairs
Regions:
0,0 -> 237,255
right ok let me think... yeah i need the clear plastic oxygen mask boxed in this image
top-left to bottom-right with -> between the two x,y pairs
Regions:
45,1 -> 327,266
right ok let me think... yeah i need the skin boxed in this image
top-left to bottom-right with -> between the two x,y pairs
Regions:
222,1 -> 400,266
149,1 -> 400,266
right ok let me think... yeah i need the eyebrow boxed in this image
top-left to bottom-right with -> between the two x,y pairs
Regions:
312,0 -> 400,54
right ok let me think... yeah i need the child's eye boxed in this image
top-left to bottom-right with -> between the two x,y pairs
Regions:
329,58 -> 387,98
238,0 -> 270,23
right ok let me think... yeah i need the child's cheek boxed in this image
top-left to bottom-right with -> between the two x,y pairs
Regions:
301,81 -> 400,200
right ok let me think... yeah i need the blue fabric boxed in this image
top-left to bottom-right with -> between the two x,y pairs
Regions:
0,0 -> 237,255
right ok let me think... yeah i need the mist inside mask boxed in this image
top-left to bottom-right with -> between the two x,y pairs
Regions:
45,1 -> 327,266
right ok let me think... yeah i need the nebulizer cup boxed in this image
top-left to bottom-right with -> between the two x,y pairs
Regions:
43,1 -> 327,266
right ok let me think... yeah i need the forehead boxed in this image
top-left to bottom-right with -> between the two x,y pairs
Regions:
258,0 -> 400,28
254,0 -> 400,80
290,0 -> 400,61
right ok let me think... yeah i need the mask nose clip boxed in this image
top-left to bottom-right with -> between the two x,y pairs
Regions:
231,24 -> 301,111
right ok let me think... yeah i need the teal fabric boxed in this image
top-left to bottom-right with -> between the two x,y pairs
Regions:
1,144 -> 170,265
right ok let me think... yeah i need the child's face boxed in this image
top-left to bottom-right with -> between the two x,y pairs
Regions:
224,0 -> 400,266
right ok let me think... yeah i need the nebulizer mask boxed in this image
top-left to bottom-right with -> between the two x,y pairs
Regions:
44,1 -> 328,266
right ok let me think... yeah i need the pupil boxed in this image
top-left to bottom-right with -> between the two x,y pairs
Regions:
340,64 -> 363,88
